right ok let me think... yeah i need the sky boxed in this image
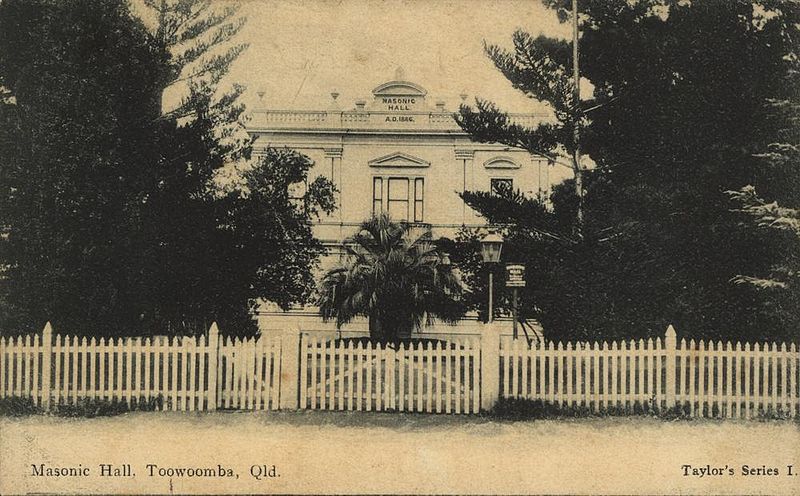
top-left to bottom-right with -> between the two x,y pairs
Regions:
226,0 -> 572,112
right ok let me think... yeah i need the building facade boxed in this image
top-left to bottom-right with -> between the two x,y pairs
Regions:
247,76 -> 553,334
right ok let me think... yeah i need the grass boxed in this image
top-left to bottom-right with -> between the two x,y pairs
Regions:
0,395 -> 163,418
484,397 -> 798,422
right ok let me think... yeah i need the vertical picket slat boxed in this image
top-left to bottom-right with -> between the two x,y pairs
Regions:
236,337 -> 245,409
563,342 -> 572,407
743,342 -> 752,419
707,341 -> 715,416
251,337 -> 261,410
297,336 -> 307,409
756,343 -> 764,415
335,339 -> 343,411
245,337 -> 257,410
396,342 -> 404,412
355,341 -> 364,412
141,337 -> 150,403
102,336 -> 110,403
698,340 -> 706,417
307,336 -> 316,409
713,341 -> 721,417
329,337 -> 336,410
366,340 -> 374,412
16,336 -> 23,398
688,339 -> 695,416
75,336 -> 88,401
160,337 -> 167,406
342,340 -> 352,411
123,337 -> 131,405
168,338 -> 178,411
256,339 -> 264,410
29,335 -> 39,405
262,338 -> 272,410
586,341 -> 600,412
376,341 -> 385,412
356,340 -> 370,412
185,336 -> 195,411
0,336 -> 6,399
723,342 -> 732,418
243,337 -> 252,410
613,342 -> 621,409
252,336 -> 261,410
406,342 -> 415,412
416,342 -> 424,413
95,337 -> 105,402
189,336 -> 200,411
422,341 -> 431,413
320,338 -> 329,410
228,337 -> 237,409
20,335 -> 29,401
780,343 -> 788,417
770,342 -> 778,415
452,342 -> 462,414
147,338 -> 155,408
268,338 -> 279,410
789,344 -> 796,418
58,335 -> 68,404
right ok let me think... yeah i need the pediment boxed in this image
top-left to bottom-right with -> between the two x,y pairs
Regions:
484,156 -> 521,169
372,80 -> 428,97
368,152 -> 430,168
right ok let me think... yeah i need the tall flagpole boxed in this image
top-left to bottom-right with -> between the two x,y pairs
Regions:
572,0 -> 584,237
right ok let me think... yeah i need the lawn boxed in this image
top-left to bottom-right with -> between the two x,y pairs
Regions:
1,411 -> 798,495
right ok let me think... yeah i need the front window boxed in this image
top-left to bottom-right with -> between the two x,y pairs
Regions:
372,176 -> 424,222
288,179 -> 308,212
490,178 -> 513,196
387,178 -> 409,221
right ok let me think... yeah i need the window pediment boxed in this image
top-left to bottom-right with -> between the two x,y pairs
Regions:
484,156 -> 521,169
368,152 -> 430,168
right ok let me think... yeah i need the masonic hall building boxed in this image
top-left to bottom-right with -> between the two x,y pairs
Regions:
247,75 -> 553,265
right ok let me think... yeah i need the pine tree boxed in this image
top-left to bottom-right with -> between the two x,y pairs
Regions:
0,0 -> 336,336
453,0 -> 800,342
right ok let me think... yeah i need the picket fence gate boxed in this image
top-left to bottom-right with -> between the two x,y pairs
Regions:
1,323 -> 798,418
300,336 -> 481,414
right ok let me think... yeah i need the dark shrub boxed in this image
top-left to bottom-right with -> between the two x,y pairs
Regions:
0,396 -> 42,416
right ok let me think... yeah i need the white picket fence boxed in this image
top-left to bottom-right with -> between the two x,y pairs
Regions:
300,336 -> 480,414
0,323 -> 286,411
499,327 -> 800,418
1,323 -> 798,418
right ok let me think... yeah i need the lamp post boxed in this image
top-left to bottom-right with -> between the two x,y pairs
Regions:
479,233 -> 503,323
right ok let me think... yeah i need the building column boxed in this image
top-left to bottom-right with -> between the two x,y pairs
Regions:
454,148 -> 475,225
532,155 -> 550,200
324,147 -> 344,231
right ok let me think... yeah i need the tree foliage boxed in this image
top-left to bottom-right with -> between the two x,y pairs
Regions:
455,0 -> 800,342
318,214 -> 464,342
0,0 -> 335,336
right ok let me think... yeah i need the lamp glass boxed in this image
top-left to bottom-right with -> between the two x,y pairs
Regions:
480,233 -> 503,263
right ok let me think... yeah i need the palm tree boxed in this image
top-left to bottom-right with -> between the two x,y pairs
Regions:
318,213 -> 465,342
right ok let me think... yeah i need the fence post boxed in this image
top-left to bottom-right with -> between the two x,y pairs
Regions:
279,326 -> 301,410
207,322 -> 220,411
665,324 -> 677,411
480,322 -> 501,412
41,322 -> 53,411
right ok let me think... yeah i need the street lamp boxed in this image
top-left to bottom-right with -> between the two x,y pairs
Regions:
479,233 -> 503,323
